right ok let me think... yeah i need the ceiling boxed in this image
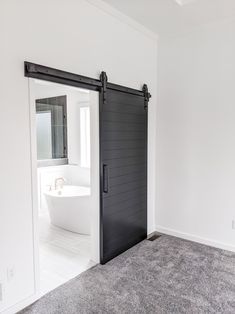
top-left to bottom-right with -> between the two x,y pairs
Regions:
101,0 -> 235,37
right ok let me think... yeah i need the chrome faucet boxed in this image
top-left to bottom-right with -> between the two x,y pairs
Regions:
55,177 -> 66,190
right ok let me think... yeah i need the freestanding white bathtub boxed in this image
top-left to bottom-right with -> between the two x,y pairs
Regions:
44,185 -> 91,235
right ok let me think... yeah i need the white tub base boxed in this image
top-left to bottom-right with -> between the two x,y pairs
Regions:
44,185 -> 91,235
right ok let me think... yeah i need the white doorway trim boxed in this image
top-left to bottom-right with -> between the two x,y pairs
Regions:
28,78 -> 100,298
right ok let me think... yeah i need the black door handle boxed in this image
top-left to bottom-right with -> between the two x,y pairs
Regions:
103,164 -> 109,193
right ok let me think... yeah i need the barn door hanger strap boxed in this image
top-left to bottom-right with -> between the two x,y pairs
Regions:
100,71 -> 108,105
143,84 -> 151,109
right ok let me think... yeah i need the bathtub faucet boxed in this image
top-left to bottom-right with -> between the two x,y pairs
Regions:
55,177 -> 66,190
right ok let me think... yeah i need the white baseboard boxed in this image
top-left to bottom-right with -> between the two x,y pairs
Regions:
156,225 -> 235,253
1,293 -> 39,314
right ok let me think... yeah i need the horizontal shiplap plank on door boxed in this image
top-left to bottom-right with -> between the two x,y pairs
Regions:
100,89 -> 147,263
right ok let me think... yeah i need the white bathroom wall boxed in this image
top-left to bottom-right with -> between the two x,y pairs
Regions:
67,92 -> 82,166
0,0 -> 157,312
66,94 -> 91,185
157,18 -> 235,251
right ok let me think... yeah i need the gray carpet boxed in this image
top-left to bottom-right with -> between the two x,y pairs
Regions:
19,235 -> 235,314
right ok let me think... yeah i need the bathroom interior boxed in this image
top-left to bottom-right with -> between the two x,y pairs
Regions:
32,79 -> 99,296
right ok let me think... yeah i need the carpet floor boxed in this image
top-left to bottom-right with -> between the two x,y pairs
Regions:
19,235 -> 235,314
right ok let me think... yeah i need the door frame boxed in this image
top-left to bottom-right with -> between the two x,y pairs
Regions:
28,78 -> 100,298
25,61 -> 151,294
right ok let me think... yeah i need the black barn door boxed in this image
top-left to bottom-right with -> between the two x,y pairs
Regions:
100,88 -> 148,264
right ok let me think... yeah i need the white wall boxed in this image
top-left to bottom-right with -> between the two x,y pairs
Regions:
157,18 -> 235,251
0,0 -> 157,312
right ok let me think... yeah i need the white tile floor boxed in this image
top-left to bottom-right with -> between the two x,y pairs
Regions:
39,213 -> 96,296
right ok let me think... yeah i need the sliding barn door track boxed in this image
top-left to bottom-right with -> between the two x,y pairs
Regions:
24,62 -> 151,99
